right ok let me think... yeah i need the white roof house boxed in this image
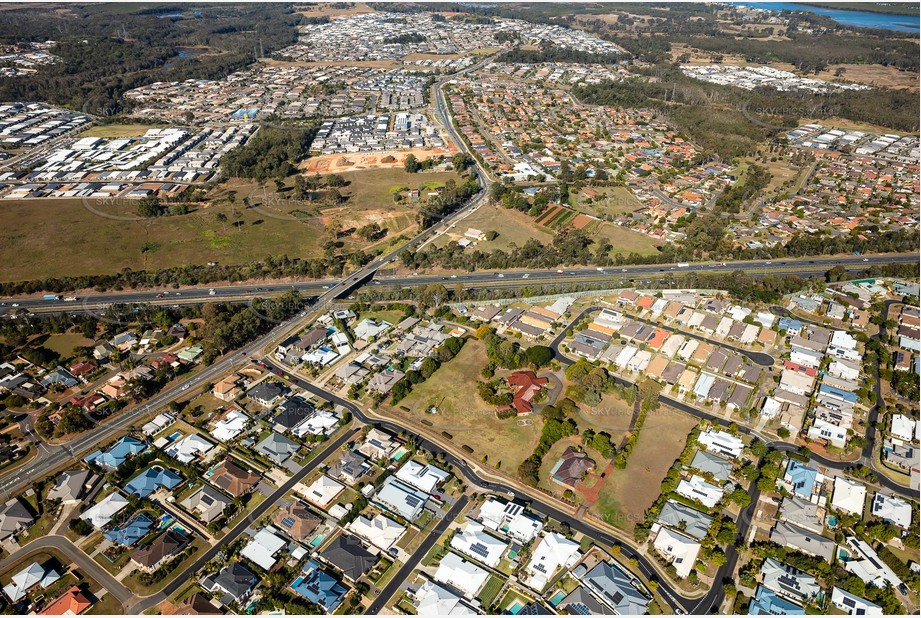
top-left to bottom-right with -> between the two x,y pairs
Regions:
870,493 -> 912,528
142,413 -> 175,436
434,552 -> 489,600
413,579 -> 480,615
830,587 -> 882,615
80,491 -> 130,528
212,409 -> 249,442
373,476 -> 429,521
831,478 -> 867,516
241,527 -> 287,571
2,562 -> 59,602
807,418 -> 848,449
165,433 -> 215,464
302,475 -> 345,509
395,460 -> 450,493
761,396 -> 782,419
293,409 -> 339,438
890,414 -> 916,442
521,532 -> 581,592
450,521 -> 509,568
477,498 -> 543,544
652,527 -> 700,579
676,475 -> 724,509
843,536 -> 904,590
347,514 -> 406,552
697,429 -> 744,458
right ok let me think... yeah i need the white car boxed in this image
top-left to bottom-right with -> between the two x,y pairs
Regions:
497,274 -> 504,278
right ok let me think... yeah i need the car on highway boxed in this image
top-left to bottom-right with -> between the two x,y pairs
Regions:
497,274 -> 504,278
11,303 -> 18,307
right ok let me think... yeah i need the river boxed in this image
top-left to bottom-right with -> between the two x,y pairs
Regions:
732,2 -> 920,32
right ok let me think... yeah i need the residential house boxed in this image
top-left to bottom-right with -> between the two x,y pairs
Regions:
181,485 -> 232,524
319,534 -> 378,582
202,563 -> 258,606
521,532 -> 580,591
652,527 -> 701,578
274,500 -> 321,542
434,552 -> 489,599
130,530 -> 189,574
209,459 -> 260,497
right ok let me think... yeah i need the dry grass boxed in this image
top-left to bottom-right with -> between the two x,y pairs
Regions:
0,168 -> 461,282
591,406 -> 699,533
80,124 -> 159,138
382,339 -> 542,474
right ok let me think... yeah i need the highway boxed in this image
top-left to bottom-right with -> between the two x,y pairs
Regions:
0,54 -> 491,508
3,252 -> 917,315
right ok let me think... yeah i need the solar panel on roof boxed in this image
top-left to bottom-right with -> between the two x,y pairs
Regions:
281,516 -> 296,529
610,591 -> 624,605
469,542 -> 489,558
568,603 -> 591,615
843,597 -> 856,608
405,495 -> 420,508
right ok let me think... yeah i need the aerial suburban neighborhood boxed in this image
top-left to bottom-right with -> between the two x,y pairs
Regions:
0,1 -> 917,617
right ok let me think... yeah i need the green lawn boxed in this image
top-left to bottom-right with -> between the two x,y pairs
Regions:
477,574 -> 505,607
573,186 -> 645,218
42,332 -> 95,357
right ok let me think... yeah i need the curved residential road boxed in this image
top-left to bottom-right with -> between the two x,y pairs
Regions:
261,360 -> 715,615
555,305 -> 775,367
0,534 -> 135,608
550,309 -> 917,501
126,425 -> 357,614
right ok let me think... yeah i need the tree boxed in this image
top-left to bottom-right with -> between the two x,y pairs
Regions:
137,196 -> 164,218
404,153 -> 419,173
525,345 -> 554,368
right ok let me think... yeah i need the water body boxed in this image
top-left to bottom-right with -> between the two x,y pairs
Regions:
733,2 -> 920,32
164,47 -> 206,68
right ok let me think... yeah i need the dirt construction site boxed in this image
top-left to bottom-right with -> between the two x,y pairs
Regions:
300,145 -> 458,174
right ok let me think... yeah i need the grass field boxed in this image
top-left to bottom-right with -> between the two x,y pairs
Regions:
80,124 -> 159,138
591,407 -> 699,533
572,186 -> 645,218
384,339 -> 542,474
590,222 -> 661,257
435,203 -> 553,252
477,574 -> 505,607
42,332 -> 95,357
0,167 -> 461,282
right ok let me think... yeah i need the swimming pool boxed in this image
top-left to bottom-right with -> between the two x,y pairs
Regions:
310,534 -> 325,548
549,591 -> 565,607
391,446 -> 409,461
508,601 -> 524,614
167,431 -> 182,442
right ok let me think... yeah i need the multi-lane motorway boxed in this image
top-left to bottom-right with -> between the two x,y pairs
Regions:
4,252 -> 916,314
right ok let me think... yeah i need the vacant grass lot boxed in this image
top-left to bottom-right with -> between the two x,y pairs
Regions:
573,186 -> 645,218
591,222 -> 661,257
591,406 -> 699,533
384,339 -> 542,474
0,168 -> 461,282
42,332 -> 95,357
435,203 -> 554,252
81,124 -> 159,138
